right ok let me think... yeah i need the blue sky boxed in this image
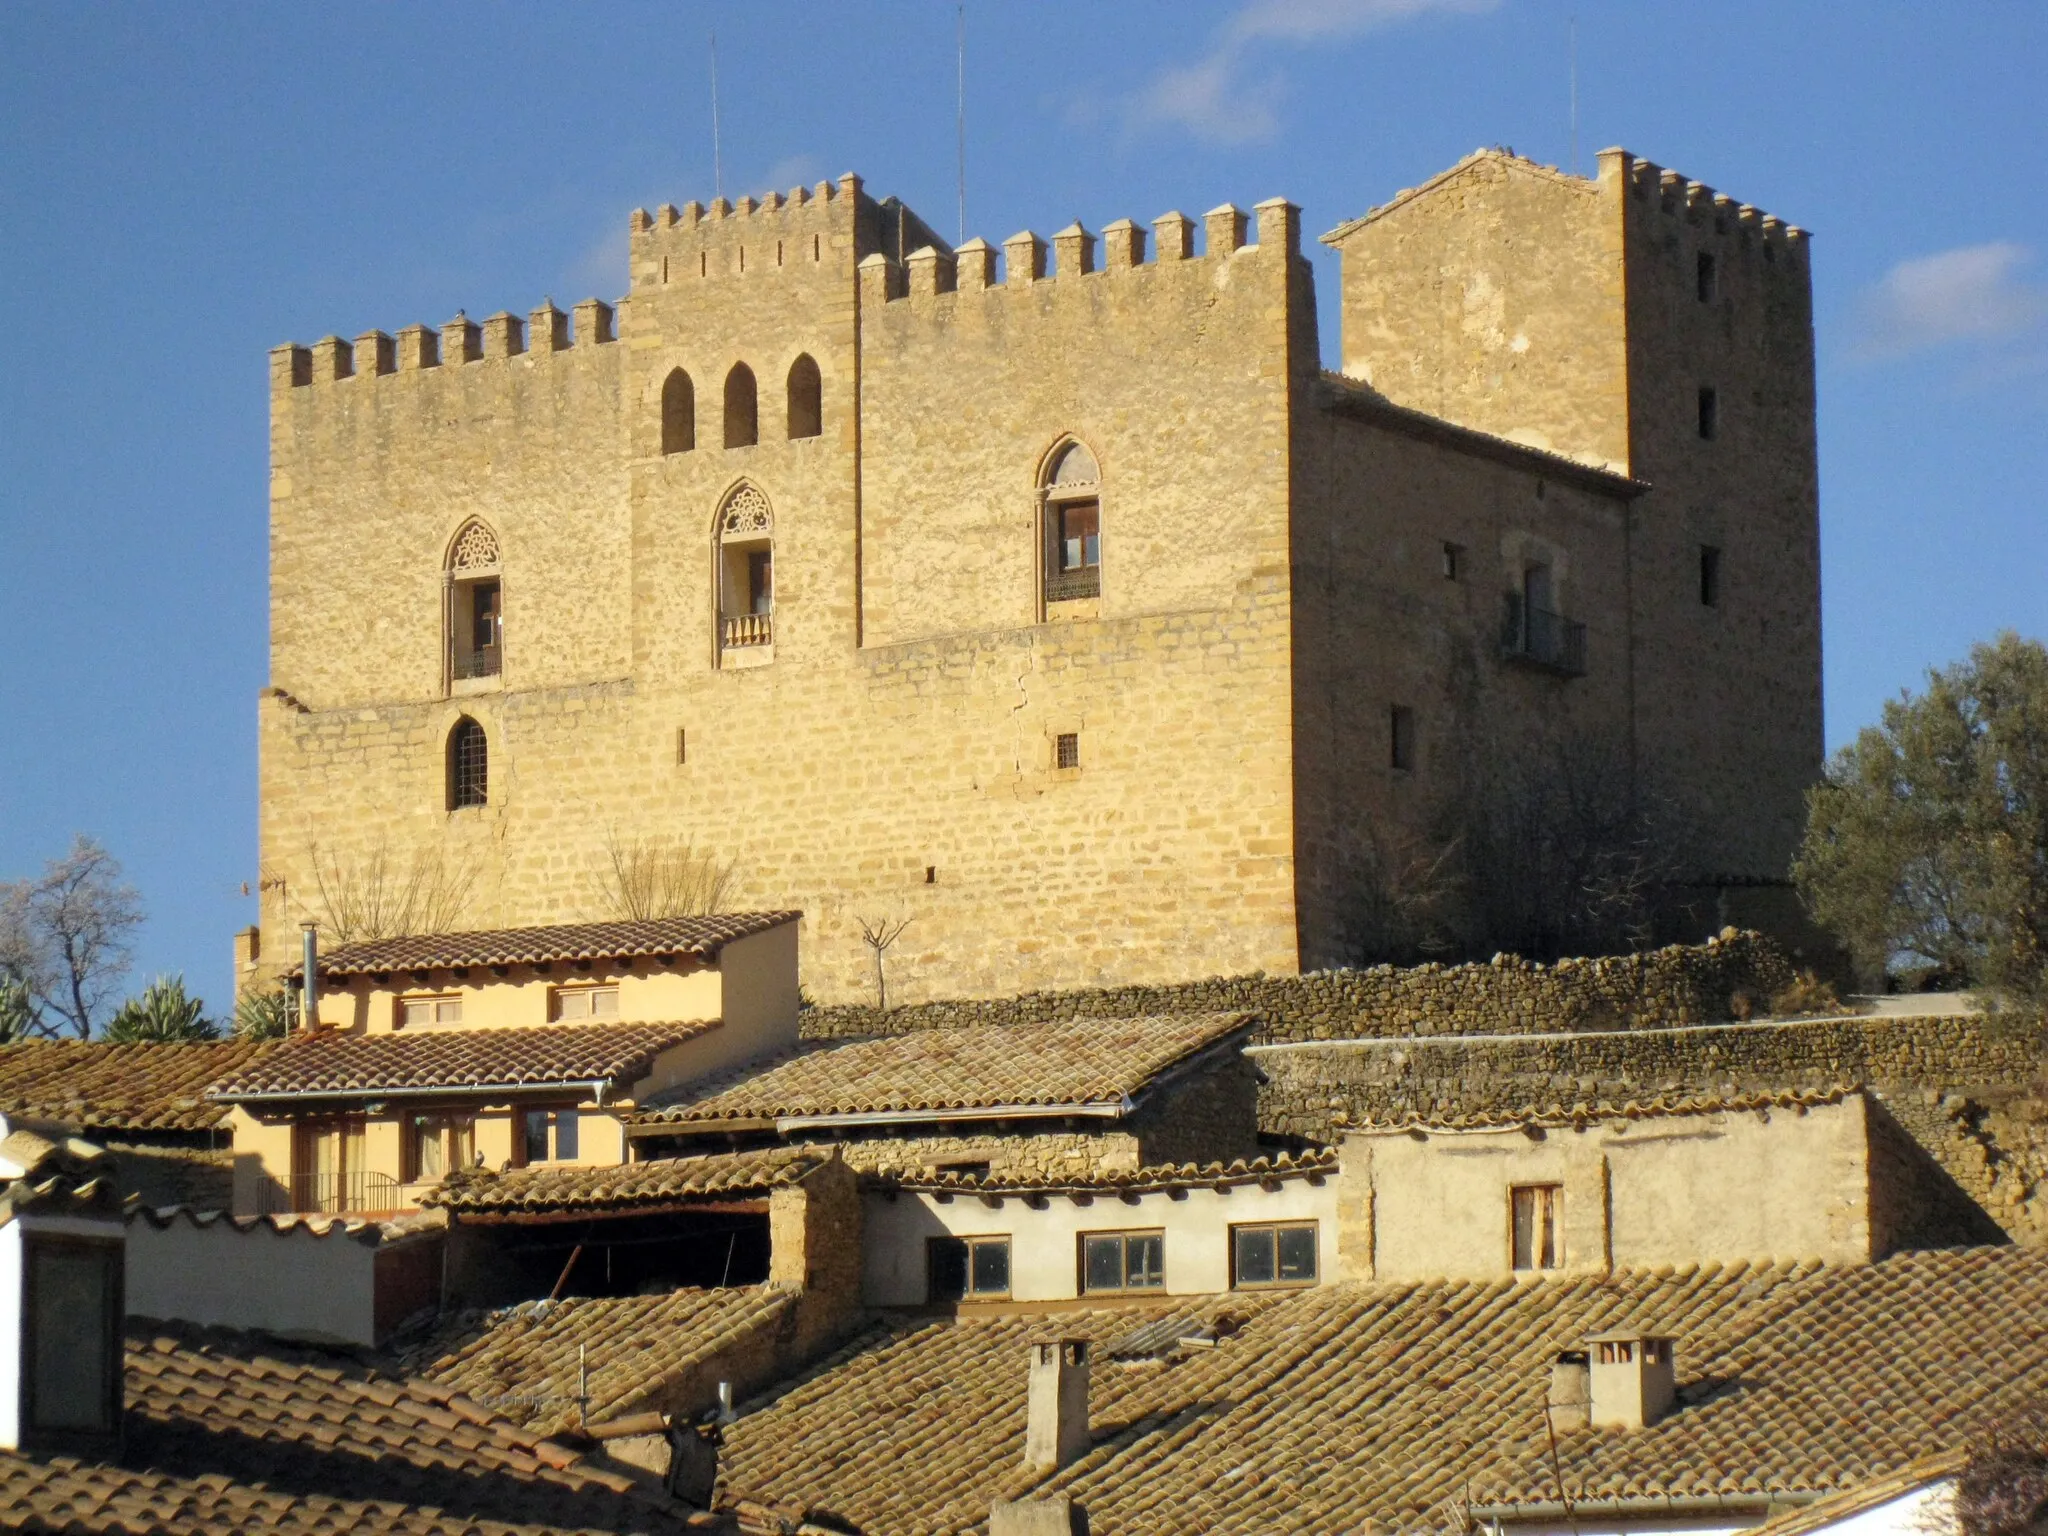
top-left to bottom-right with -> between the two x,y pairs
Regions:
2,1 -> 2044,1014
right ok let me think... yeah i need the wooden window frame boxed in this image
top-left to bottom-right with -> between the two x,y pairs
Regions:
1078,1229 -> 1166,1296
395,993 -> 463,1030
1510,1183 -> 1565,1273
514,1105 -> 582,1168
551,984 -> 620,1022
1230,1221 -> 1320,1290
927,1234 -> 1013,1302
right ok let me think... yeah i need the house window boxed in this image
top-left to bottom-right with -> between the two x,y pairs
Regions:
1442,542 -> 1464,581
1696,251 -> 1717,302
1081,1230 -> 1164,1294
717,483 -> 774,656
402,1112 -> 475,1183
1390,705 -> 1416,772
724,362 -> 759,448
519,1107 -> 581,1165
448,717 -> 488,809
928,1235 -> 1012,1301
553,985 -> 620,1021
446,519 -> 503,684
290,1116 -> 370,1213
1511,1184 -> 1564,1272
661,368 -> 695,454
397,994 -> 463,1029
1055,732 -> 1080,771
1231,1222 -> 1318,1289
1697,385 -> 1718,440
1040,440 -> 1102,604
1699,544 -> 1723,607
787,353 -> 822,439
23,1236 -> 121,1442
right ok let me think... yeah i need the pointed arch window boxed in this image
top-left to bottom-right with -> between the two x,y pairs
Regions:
716,484 -> 774,661
448,717 -> 488,809
724,363 -> 758,448
446,520 -> 502,687
661,368 -> 695,454
1040,440 -> 1101,605
786,354 -> 822,440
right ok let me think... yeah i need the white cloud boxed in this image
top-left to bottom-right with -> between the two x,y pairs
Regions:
1856,242 -> 2048,360
760,154 -> 824,196
564,216 -> 628,301
1134,0 -> 1498,146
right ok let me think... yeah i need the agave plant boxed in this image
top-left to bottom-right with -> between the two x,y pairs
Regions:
233,986 -> 294,1041
104,975 -> 219,1043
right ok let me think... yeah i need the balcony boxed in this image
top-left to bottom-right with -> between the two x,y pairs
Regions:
1044,568 -> 1101,603
1501,593 -> 1587,677
721,612 -> 773,649
259,1170 -> 403,1216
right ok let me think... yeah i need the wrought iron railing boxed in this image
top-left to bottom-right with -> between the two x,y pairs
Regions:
1501,593 -> 1587,677
1044,568 -> 1101,602
722,612 -> 773,648
259,1171 -> 403,1216
452,644 -> 503,680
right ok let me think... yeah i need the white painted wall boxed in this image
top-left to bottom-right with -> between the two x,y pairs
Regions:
862,1177 -> 1339,1306
126,1212 -> 386,1347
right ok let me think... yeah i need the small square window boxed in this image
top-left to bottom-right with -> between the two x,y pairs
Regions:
1390,706 -> 1416,772
1055,732 -> 1080,770
1081,1230 -> 1164,1294
398,995 -> 462,1029
1696,251 -> 1717,302
1697,386 -> 1718,440
1699,545 -> 1723,607
1442,542 -> 1464,581
1511,1183 -> 1564,1272
1232,1222 -> 1319,1289
928,1235 -> 1012,1301
553,985 -> 620,1022
518,1108 -> 580,1166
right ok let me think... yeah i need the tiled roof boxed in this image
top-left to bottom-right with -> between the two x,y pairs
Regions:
207,1020 -> 717,1102
1354,1083 -> 1860,1132
429,1147 -> 829,1216
0,1038 -> 276,1131
405,1288 -> 799,1439
0,1127 -> 122,1225
0,1325 -> 713,1535
876,1148 -> 1340,1197
306,913 -> 802,979
713,1246 -> 2048,1535
636,1013 -> 1254,1128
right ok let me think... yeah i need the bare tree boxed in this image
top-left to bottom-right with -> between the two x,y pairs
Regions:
856,914 -> 912,1011
0,835 -> 145,1038
296,842 -> 477,945
592,833 -> 738,922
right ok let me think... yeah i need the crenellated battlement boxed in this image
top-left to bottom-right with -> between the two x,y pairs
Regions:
627,173 -> 867,289
1605,148 -> 1808,259
272,297 -> 617,392
858,195 -> 1299,308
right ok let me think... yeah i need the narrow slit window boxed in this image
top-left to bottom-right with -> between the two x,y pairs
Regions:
786,353 -> 822,439
1442,542 -> 1464,581
1697,386 -> 1718,441
1699,545 -> 1723,607
1390,705 -> 1416,772
661,368 -> 695,454
724,363 -> 758,448
1696,251 -> 1717,302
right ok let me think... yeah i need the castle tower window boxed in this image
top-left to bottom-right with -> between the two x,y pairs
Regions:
724,363 -> 759,448
661,368 -> 696,454
1389,705 -> 1416,772
786,353 -> 822,439
1040,440 -> 1102,605
445,519 -> 503,688
1055,732 -> 1080,771
717,483 -> 774,661
1697,385 -> 1718,440
448,717 -> 488,809
1696,251 -> 1717,302
1700,544 -> 1723,606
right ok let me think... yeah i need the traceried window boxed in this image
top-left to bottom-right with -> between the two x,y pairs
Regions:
786,353 -> 822,439
724,363 -> 759,448
1081,1230 -> 1164,1294
717,483 -> 774,659
928,1235 -> 1011,1301
448,717 -> 488,809
1040,440 -> 1102,604
446,519 -> 503,686
1511,1184 -> 1564,1272
662,368 -> 696,454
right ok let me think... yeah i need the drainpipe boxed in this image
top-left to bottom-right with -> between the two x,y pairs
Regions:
300,922 -> 319,1032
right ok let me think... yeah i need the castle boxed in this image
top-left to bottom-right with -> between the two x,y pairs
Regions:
256,146 -> 1820,1005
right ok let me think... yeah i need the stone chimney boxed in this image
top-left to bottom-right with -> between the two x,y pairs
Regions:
1024,1337 -> 1090,1471
1546,1349 -> 1591,1432
1586,1330 -> 1676,1429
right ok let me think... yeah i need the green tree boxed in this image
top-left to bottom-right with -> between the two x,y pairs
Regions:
233,986 -> 294,1041
1794,632 -> 2047,1009
104,975 -> 220,1043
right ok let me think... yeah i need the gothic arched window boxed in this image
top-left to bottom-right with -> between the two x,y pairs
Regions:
661,368 -> 695,454
1040,440 -> 1101,605
448,717 -> 488,809
446,519 -> 502,686
724,363 -> 758,448
716,483 -> 774,661
786,354 -> 822,440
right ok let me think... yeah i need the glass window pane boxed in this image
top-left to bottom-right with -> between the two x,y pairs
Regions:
401,1000 -> 431,1028
522,1109 -> 550,1163
449,1117 -> 474,1172
31,1247 -> 112,1431
971,1239 -> 1011,1296
553,1110 -> 579,1161
434,998 -> 462,1024
1277,1226 -> 1318,1282
415,1118 -> 444,1178
590,987 -> 619,1018
1083,1236 -> 1122,1292
1126,1234 -> 1164,1289
1512,1187 -> 1535,1269
1235,1227 -> 1276,1286
929,1238 -> 968,1301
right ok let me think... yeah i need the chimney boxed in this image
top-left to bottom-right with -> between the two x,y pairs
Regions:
1586,1331 -> 1676,1428
1024,1337 -> 1090,1471
1547,1350 -> 1590,1431
299,922 -> 319,1031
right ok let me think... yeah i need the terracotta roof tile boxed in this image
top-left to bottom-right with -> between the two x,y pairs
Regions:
403,1288 -> 799,1438
876,1147 -> 1340,1197
713,1246 -> 2048,1535
0,1038 -> 277,1132
207,1021 -> 718,1102
307,913 -> 801,980
430,1147 -> 829,1216
637,1013 -> 1254,1128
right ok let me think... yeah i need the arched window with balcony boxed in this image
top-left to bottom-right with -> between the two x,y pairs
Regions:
1039,439 -> 1101,605
661,368 -> 695,454
716,483 -> 774,664
445,519 -> 502,687
786,353 -> 822,440
447,717 -> 488,809
724,363 -> 758,448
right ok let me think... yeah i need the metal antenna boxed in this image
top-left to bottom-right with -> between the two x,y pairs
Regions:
956,4 -> 967,245
710,30 -> 724,201
1568,15 -> 1579,177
